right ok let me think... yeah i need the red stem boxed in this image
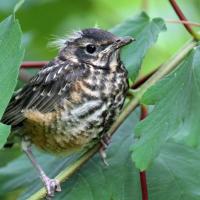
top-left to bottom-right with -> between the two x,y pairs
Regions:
20,61 -> 158,88
169,0 -> 199,40
139,105 -> 148,200
21,61 -> 48,68
140,105 -> 148,120
132,69 -> 157,89
140,171 -> 148,200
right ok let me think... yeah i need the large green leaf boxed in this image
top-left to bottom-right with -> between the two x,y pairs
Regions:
111,12 -> 166,81
0,15 -> 24,148
0,113 -> 140,200
131,45 -> 200,170
47,113 -> 140,200
149,142 -> 200,200
1,112 -> 200,199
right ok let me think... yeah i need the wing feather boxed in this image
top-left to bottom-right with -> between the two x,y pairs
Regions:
1,59 -> 86,126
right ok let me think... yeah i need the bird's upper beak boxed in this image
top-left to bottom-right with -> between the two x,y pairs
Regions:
115,36 -> 135,49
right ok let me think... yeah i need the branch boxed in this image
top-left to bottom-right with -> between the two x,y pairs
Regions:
140,171 -> 148,200
20,61 -> 159,86
132,68 -> 158,89
136,40 -> 195,98
169,0 -> 200,40
139,105 -> 148,200
21,61 -> 48,69
18,62 -> 47,82
27,39 -> 197,200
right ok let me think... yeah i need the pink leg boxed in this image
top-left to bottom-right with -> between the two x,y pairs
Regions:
21,141 -> 61,198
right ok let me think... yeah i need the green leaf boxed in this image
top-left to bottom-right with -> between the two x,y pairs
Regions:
0,16 -> 24,148
131,46 -> 200,170
0,113 -> 141,200
1,113 -> 200,199
111,12 -> 166,81
149,142 -> 200,200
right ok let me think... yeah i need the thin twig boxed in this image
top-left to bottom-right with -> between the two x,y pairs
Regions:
169,0 -> 200,40
28,39 -> 197,200
21,61 -> 48,68
20,62 -> 158,86
19,62 -> 47,82
141,0 -> 148,11
132,68 -> 158,89
166,19 -> 200,27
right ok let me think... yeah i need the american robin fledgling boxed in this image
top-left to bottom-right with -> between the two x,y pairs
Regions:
2,28 -> 133,197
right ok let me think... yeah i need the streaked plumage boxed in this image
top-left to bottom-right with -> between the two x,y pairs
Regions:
1,28 -> 133,197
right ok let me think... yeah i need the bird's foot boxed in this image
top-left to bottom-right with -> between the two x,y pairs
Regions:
42,176 -> 61,199
99,134 -> 111,166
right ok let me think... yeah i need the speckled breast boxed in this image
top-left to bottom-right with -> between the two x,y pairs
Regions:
24,63 -> 128,153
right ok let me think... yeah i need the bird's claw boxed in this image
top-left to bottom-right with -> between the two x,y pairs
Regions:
43,176 -> 61,199
99,134 -> 111,166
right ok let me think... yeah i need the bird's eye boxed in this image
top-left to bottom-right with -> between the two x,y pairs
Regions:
86,44 -> 96,54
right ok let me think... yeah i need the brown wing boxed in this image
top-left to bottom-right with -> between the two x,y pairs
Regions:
1,59 -> 86,126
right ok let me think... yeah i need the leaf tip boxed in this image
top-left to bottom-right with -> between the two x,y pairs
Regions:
13,0 -> 25,14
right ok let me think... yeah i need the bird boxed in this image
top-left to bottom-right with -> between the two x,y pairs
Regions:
1,28 -> 134,198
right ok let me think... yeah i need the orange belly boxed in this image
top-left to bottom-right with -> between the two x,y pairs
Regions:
23,110 -> 93,154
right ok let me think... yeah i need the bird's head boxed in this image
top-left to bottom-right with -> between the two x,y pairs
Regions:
55,28 -> 134,69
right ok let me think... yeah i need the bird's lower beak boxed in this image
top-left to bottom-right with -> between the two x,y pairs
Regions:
115,36 -> 135,49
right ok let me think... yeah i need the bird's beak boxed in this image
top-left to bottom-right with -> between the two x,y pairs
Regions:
115,36 -> 135,49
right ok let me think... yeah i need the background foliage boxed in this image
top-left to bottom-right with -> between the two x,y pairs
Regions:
0,0 -> 200,200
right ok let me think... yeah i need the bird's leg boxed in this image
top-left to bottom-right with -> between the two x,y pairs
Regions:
21,140 -> 61,198
99,134 -> 111,166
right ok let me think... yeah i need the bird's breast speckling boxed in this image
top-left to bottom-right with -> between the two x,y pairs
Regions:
24,64 -> 128,153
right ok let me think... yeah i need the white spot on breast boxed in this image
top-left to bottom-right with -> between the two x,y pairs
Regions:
65,102 -> 107,137
70,100 -> 102,117
85,103 -> 106,122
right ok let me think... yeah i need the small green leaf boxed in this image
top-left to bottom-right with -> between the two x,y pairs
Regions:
111,12 -> 166,81
0,16 -> 24,148
131,46 -> 200,170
